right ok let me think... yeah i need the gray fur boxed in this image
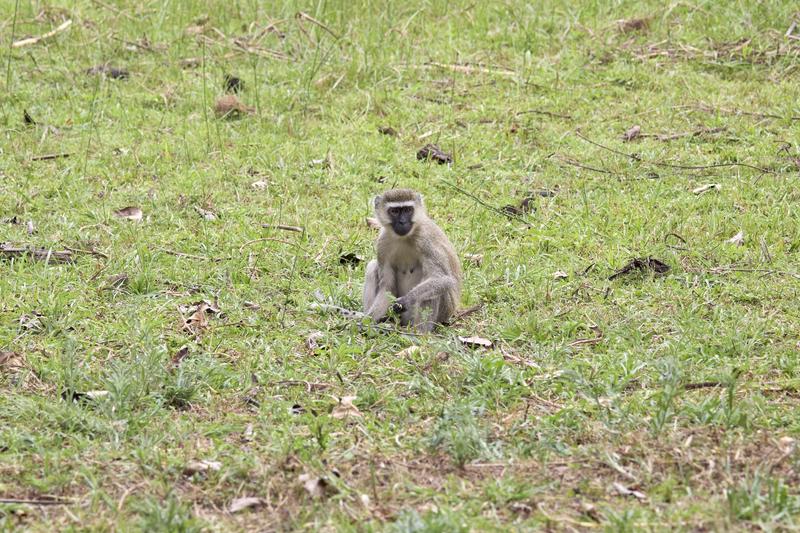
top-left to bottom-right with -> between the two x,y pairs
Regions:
363,190 -> 461,332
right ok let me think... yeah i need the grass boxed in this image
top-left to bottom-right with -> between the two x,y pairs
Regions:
2,0 -> 800,530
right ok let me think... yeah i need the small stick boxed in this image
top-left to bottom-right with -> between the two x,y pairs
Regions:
787,21 -> 799,41
675,103 -> 800,122
575,130 -> 640,161
0,245 -> 73,263
0,497 -> 72,505
158,248 -> 219,262
640,126 -> 726,141
91,0 -> 136,21
12,19 -> 72,48
64,246 -> 108,259
31,152 -> 71,161
573,131 -> 774,174
422,61 -> 515,77
308,302 -> 366,319
515,109 -> 573,120
441,180 -> 532,225
554,154 -> 619,175
653,160 -> 773,174
684,381 -> 723,390
709,267 -> 800,281
269,380 -> 331,392
295,11 -> 340,39
449,303 -> 483,324
261,224 -> 304,233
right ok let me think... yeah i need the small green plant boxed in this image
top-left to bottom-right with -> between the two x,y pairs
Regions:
650,358 -> 682,435
159,368 -> 198,410
427,402 -> 500,468
727,474 -> 800,523
136,493 -> 204,533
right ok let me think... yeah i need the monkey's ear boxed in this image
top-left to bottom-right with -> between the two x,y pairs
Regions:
415,192 -> 424,207
372,195 -> 382,208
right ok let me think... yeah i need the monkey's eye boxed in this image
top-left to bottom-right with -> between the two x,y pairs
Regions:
388,207 -> 400,216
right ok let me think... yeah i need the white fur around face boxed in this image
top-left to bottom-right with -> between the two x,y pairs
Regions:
385,201 -> 416,208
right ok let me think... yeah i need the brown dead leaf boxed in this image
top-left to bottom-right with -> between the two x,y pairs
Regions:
113,206 -> 143,221
19,312 -> 44,331
309,152 -> 334,170
183,306 -> 208,333
396,345 -> 420,358
612,481 -> 647,500
510,502 -> 533,517
229,497 -> 265,513
331,395 -> 362,419
103,273 -> 129,290
179,299 -> 221,315
622,125 -> 641,142
183,460 -> 222,476
458,336 -> 494,349
86,64 -> 129,79
298,474 -> 336,499
778,436 -> 796,454
194,205 -> 217,221
171,346 -> 190,367
568,326 -> 604,347
378,126 -> 397,136
181,300 -> 221,334
416,143 -> 453,164
242,423 -> 255,442
214,95 -> 254,118
251,180 -> 268,190
727,231 -> 744,246
553,270 -> 568,280
63,390 -> 109,403
0,351 -> 18,367
224,74 -> 244,94
339,252 -> 363,266
609,257 -> 670,280
617,17 -> 650,33
179,57 -> 201,69
581,502 -> 602,522
692,183 -> 720,194
185,15 -> 210,35
464,253 -> 483,266
306,331 -> 324,351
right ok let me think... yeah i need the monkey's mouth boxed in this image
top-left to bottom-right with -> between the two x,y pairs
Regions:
392,222 -> 413,236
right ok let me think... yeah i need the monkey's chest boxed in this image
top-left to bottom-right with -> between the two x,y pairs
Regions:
394,261 -> 423,296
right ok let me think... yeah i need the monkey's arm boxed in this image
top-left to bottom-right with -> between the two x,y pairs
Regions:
396,272 -> 457,309
366,266 -> 397,321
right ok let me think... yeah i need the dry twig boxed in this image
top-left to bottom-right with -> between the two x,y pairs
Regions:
262,224 -> 305,233
12,19 -> 72,48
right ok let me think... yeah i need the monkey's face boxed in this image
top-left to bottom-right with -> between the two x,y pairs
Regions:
387,205 -> 415,236
374,190 -> 424,237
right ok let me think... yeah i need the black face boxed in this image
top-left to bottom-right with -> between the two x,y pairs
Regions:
388,205 -> 414,236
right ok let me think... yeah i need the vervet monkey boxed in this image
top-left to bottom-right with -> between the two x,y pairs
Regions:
363,189 -> 461,332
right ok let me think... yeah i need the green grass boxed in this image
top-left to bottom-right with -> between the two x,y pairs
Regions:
2,0 -> 800,530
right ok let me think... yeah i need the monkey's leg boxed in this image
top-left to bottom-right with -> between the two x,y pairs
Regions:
434,291 -> 457,325
415,299 -> 438,333
362,260 -> 380,312
365,263 -> 396,321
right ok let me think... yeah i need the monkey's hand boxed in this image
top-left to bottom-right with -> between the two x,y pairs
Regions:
376,298 -> 406,323
391,297 -> 408,315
